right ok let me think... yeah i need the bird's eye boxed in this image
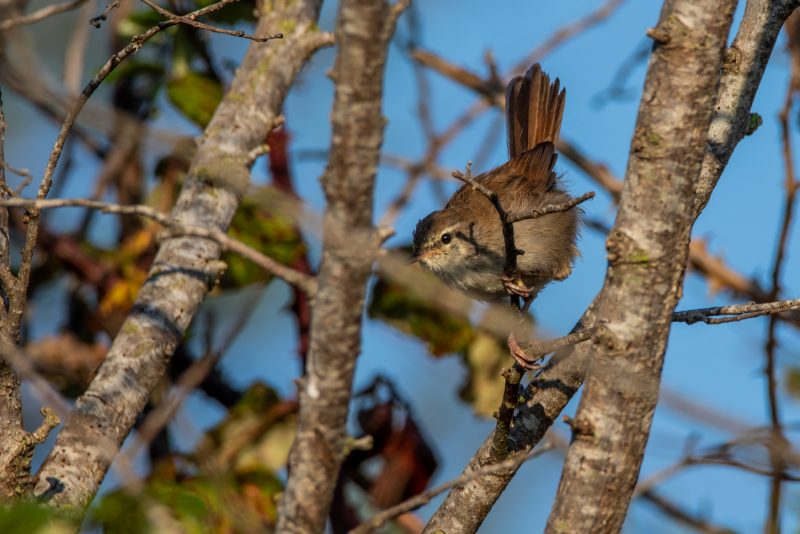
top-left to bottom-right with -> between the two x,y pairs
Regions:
440,233 -> 452,245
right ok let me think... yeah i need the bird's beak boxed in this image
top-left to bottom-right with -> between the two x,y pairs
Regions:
408,249 -> 436,265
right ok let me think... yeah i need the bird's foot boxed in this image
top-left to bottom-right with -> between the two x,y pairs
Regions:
502,277 -> 536,313
507,332 -> 544,370
502,277 -> 533,298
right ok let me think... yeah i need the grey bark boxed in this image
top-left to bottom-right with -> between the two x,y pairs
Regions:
0,85 -> 25,499
0,83 -> 59,500
33,0 -> 329,508
424,1 -> 798,532
544,1 -> 737,531
275,0 -> 405,532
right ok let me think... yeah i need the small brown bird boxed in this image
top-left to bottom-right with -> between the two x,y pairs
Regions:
411,64 -> 579,308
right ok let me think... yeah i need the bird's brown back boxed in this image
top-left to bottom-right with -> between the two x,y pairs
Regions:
447,64 -> 566,209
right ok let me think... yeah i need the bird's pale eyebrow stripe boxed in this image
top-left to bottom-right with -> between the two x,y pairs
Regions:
441,224 -> 460,236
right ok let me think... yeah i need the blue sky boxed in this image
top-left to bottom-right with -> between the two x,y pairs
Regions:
6,0 -> 800,532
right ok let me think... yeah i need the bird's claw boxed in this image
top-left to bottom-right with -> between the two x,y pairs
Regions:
502,277 -> 533,299
507,333 -> 544,371
502,277 -> 536,313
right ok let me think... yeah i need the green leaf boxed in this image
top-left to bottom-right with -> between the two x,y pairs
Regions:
0,502 -> 75,533
90,492 -> 148,534
91,464 -> 283,532
368,276 -> 474,355
220,194 -> 306,288
785,367 -> 800,400
368,270 -> 525,417
459,333 -> 507,417
166,72 -> 224,128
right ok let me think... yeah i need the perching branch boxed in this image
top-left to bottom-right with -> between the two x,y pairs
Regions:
508,328 -> 597,367
452,161 -> 556,461
451,159 -> 595,463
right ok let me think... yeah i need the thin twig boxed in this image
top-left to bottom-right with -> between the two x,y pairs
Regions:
672,298 -> 800,325
411,49 -> 503,105
0,197 -> 318,294
515,0 -> 626,67
507,191 -> 595,223
639,490 -> 737,534
64,0 -> 96,93
451,160 -> 593,462
451,165 -> 594,276
35,0 -> 241,203
88,0 -> 119,28
138,0 -> 283,42
0,0 -> 89,30
348,442 -> 556,534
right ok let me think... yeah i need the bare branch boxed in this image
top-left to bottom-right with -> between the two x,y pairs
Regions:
63,0 -> 95,94
87,0 -> 118,28
138,0 -> 283,42
516,0 -> 626,67
672,298 -> 800,325
509,328 -> 596,367
412,49 -> 503,105
639,490 -> 737,534
762,15 -> 800,528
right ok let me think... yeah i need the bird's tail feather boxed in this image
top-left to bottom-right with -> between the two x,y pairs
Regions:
505,64 -> 566,158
